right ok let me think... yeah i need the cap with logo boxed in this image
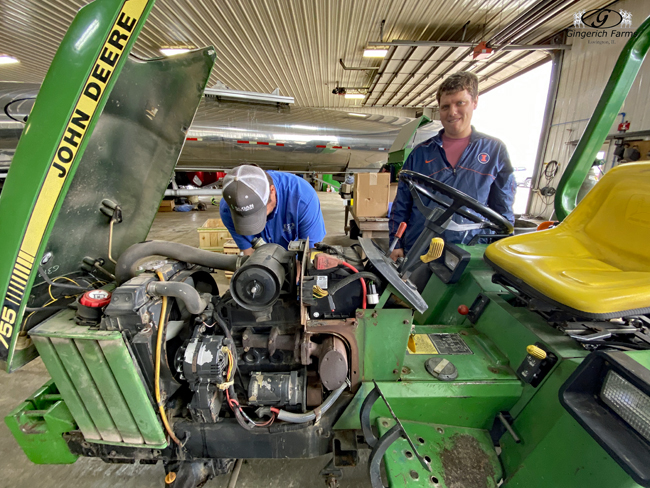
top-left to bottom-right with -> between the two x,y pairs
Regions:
222,165 -> 270,235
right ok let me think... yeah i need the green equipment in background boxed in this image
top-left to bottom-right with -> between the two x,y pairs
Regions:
385,114 -> 432,175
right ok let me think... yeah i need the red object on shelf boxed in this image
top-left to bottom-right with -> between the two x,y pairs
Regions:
79,290 -> 112,308
458,304 -> 469,315
618,121 -> 630,132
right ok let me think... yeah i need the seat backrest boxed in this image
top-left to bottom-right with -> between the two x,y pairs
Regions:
563,162 -> 650,272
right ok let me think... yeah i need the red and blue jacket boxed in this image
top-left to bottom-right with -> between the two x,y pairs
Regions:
389,127 -> 516,250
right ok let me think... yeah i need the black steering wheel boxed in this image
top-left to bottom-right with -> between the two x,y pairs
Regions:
399,170 -> 514,235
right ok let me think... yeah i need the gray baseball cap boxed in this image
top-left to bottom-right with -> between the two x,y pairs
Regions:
222,165 -> 270,236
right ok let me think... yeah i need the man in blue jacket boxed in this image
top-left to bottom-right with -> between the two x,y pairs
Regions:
389,71 -> 516,261
220,165 -> 326,255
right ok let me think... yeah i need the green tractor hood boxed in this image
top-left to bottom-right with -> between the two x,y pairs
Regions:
0,0 -> 215,372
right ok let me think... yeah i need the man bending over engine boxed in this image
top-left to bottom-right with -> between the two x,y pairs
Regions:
389,71 -> 516,261
220,165 -> 326,255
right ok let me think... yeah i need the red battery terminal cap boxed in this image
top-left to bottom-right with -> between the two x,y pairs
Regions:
79,290 -> 112,308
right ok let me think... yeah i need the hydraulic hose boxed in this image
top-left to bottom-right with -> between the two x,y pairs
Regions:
154,271 -> 181,446
147,281 -> 207,314
116,240 -> 246,284
271,379 -> 350,423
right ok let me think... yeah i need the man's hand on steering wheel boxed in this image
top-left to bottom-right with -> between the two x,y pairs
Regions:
398,170 -> 514,236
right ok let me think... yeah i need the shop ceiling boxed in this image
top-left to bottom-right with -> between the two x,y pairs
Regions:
0,0 -> 611,109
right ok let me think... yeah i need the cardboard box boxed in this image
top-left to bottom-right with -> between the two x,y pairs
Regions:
197,218 -> 232,252
389,183 -> 399,202
353,173 -> 391,217
158,200 -> 175,212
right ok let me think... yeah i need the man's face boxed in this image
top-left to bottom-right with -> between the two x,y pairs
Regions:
439,89 -> 478,138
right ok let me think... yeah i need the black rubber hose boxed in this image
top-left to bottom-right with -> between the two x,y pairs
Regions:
328,272 -> 381,296
38,266 -> 91,292
24,306 -> 70,312
147,281 -> 207,314
115,240 -> 246,284
314,242 -> 343,256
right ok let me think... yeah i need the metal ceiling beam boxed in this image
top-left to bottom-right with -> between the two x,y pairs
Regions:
380,47 -> 438,106
402,48 -> 474,107
489,0 -> 561,46
367,41 -> 570,51
370,46 -> 417,106
415,50 -> 532,108
376,0 -> 577,108
390,47 -> 458,107
500,0 -> 580,46
363,45 -> 397,106
339,59 -> 380,71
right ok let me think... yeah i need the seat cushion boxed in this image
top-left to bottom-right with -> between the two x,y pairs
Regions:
485,228 -> 650,318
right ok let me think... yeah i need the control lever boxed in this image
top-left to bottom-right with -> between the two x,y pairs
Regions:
386,222 -> 406,257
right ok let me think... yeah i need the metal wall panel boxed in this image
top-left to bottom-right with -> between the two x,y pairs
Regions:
529,0 -> 650,219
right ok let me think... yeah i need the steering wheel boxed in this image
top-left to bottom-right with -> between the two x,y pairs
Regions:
399,170 -> 514,235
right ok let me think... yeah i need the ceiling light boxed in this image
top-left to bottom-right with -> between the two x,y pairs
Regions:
348,113 -> 368,117
363,49 -> 388,58
345,94 -> 366,99
0,55 -> 19,65
160,48 -> 192,57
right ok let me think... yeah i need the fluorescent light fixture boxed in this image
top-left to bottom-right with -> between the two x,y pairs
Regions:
160,48 -> 191,56
203,87 -> 294,105
345,94 -> 366,99
0,55 -> 19,65
363,49 -> 388,58
348,113 -> 368,117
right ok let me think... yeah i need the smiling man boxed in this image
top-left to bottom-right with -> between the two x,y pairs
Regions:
389,71 -> 516,260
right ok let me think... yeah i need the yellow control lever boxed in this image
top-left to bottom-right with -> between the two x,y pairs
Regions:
526,345 -> 547,360
420,238 -> 445,263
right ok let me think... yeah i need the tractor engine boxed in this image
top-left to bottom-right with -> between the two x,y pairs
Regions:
92,240 -> 378,431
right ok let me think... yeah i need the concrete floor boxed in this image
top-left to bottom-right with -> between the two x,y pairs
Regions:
0,192 -> 373,488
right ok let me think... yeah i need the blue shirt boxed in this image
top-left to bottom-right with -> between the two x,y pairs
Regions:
220,171 -> 326,250
389,127 -> 516,251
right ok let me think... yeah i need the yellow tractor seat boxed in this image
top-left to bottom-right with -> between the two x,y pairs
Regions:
485,162 -> 650,319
